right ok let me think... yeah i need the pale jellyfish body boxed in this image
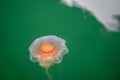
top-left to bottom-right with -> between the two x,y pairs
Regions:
29,35 -> 69,68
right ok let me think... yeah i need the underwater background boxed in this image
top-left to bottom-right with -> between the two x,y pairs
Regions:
1,0 -> 120,80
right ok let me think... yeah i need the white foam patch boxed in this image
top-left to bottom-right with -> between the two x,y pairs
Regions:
61,0 -> 120,31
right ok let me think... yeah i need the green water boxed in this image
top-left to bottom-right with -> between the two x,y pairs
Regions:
1,0 -> 120,80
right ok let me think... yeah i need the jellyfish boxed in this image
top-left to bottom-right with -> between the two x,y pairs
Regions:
29,35 -> 69,79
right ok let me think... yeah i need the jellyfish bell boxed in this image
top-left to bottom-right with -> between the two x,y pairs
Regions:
29,35 -> 69,68
40,43 -> 55,53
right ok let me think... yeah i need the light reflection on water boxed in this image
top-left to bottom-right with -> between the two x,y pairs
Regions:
61,0 -> 120,31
